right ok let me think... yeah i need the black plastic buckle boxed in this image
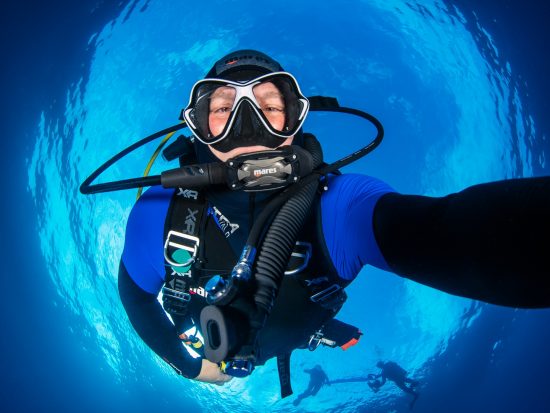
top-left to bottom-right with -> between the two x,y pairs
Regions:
310,284 -> 347,310
161,286 -> 191,303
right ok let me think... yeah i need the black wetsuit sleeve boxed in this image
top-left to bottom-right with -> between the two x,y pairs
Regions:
118,261 -> 202,378
373,176 -> 550,308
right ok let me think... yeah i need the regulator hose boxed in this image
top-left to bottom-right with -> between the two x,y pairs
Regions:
251,134 -> 323,320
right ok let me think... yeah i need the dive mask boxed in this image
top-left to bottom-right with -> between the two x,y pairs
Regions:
182,72 -> 310,153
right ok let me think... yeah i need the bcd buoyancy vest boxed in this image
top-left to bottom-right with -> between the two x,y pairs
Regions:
162,185 -> 361,396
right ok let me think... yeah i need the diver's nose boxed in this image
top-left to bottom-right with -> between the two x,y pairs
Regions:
232,101 -> 262,144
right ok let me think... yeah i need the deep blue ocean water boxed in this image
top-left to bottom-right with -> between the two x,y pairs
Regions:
2,1 -> 550,412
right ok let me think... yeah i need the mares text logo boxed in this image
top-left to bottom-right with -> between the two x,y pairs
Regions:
253,167 -> 278,177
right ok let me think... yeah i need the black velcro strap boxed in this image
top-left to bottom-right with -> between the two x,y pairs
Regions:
277,353 -> 293,398
307,96 -> 340,111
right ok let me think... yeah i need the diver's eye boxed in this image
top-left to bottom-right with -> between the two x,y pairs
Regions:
210,106 -> 232,115
263,106 -> 285,113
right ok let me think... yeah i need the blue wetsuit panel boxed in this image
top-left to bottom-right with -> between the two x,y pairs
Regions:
320,174 -> 394,281
121,186 -> 174,294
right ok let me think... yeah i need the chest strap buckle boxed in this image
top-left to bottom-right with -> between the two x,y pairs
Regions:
164,230 -> 200,268
310,284 -> 347,310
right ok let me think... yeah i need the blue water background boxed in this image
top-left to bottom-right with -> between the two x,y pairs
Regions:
3,1 -> 550,412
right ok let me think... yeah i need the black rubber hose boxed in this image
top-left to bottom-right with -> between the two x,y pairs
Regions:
303,132 -> 323,168
81,175 -> 161,194
246,135 -> 323,247
252,133 -> 323,313
80,122 -> 187,194
161,163 -> 227,188
253,179 -> 319,313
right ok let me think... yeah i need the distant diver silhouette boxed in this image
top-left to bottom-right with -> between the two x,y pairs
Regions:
369,361 -> 419,410
293,365 -> 330,406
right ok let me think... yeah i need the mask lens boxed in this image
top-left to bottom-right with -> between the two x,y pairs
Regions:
188,84 -> 237,143
259,75 -> 308,135
252,81 -> 287,132
207,85 -> 237,139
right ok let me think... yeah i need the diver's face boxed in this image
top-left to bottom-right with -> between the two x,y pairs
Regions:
208,81 -> 294,162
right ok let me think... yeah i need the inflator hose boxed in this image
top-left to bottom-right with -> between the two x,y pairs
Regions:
253,180 -> 319,314
252,135 -> 323,316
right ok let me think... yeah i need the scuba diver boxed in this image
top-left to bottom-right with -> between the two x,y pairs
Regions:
293,365 -> 330,406
80,49 -> 550,397
368,361 -> 419,409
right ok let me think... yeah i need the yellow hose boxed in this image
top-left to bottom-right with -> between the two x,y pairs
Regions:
136,130 -> 178,200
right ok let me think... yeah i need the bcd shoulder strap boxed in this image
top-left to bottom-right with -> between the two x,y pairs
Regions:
163,188 -> 208,286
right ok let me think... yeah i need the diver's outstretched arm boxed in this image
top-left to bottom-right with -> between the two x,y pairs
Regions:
373,176 -> 550,308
